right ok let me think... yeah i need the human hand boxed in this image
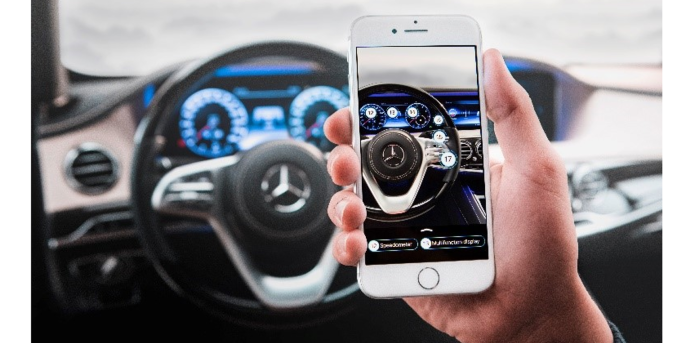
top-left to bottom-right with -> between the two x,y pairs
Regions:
323,49 -> 613,343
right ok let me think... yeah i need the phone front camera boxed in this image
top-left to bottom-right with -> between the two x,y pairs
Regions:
392,29 -> 397,34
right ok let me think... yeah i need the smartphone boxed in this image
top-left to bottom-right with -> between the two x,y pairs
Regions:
349,15 -> 495,297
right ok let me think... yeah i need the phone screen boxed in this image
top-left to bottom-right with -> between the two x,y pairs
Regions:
356,46 -> 489,265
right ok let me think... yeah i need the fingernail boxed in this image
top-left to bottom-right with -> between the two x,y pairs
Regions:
334,198 -> 349,227
336,233 -> 348,256
327,153 -> 338,175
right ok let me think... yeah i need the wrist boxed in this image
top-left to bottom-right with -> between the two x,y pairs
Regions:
515,277 -> 613,343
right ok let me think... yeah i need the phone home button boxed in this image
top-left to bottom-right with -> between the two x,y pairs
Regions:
418,267 -> 440,290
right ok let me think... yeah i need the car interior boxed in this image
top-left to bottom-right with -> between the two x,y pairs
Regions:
32,2 -> 661,342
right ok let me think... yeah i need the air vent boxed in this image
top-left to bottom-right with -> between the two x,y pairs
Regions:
460,140 -> 473,161
475,139 -> 483,159
572,165 -> 608,202
65,143 -> 119,194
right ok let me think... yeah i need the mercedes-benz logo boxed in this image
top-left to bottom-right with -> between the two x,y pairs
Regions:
382,143 -> 405,167
260,164 -> 311,214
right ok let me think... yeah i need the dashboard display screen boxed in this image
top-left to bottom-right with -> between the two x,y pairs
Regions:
356,46 -> 489,265
163,61 -> 349,160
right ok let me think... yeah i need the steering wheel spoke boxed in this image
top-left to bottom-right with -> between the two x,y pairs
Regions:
151,155 -> 240,219
208,216 -> 340,310
416,137 -> 455,170
361,138 -> 430,215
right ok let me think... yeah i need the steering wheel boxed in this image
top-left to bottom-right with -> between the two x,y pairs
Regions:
132,42 -> 359,327
358,84 -> 460,222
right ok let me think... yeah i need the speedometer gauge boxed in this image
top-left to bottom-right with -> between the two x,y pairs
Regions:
289,86 -> 349,151
405,103 -> 432,130
359,104 -> 386,131
179,88 -> 249,158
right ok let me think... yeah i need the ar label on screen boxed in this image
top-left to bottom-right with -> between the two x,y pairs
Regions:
439,151 -> 457,168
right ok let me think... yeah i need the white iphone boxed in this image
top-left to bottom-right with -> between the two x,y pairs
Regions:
350,15 -> 495,297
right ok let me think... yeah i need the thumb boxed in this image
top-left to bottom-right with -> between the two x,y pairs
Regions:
483,49 -> 557,173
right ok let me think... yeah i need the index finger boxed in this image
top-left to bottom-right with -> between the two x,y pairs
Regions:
324,107 -> 353,145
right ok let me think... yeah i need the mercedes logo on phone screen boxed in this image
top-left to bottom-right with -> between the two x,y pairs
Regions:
382,143 -> 405,167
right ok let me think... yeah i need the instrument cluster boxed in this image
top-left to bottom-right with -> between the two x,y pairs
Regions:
357,91 -> 482,137
165,62 -> 349,159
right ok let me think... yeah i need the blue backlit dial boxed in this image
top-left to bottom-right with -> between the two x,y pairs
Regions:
405,103 -> 431,130
179,88 -> 249,158
289,86 -> 349,151
359,104 -> 387,131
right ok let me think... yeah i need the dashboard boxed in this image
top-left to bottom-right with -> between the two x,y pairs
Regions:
157,61 -> 487,172
358,91 -> 480,136
34,43 -> 662,342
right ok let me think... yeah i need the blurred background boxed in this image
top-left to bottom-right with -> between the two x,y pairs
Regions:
30,1 -> 662,342
59,0 -> 661,76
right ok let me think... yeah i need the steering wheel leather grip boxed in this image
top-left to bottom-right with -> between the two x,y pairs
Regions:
358,84 -> 460,222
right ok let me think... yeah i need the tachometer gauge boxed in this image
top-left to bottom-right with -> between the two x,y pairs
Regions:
289,86 -> 349,151
405,103 -> 431,129
179,88 -> 249,158
359,104 -> 387,131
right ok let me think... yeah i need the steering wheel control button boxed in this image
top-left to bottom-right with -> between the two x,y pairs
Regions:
439,150 -> 458,169
365,129 -> 422,182
153,171 -> 215,218
418,267 -> 440,290
433,115 -> 444,126
432,130 -> 447,142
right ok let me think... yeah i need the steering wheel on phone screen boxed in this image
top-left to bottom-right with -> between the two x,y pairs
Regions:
358,84 -> 460,222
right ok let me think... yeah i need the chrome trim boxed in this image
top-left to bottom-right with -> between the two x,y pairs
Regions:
576,201 -> 662,238
474,139 -> 483,159
460,140 -> 473,161
151,155 -> 339,309
47,211 -> 133,249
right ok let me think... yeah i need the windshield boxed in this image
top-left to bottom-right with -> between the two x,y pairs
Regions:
60,0 -> 662,76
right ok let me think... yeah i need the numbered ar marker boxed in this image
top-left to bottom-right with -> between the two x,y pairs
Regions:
440,151 -> 458,169
407,107 -> 418,118
365,107 -> 377,118
432,130 -> 447,142
387,107 -> 399,118
433,115 -> 444,125
420,238 -> 432,250
368,240 -> 380,252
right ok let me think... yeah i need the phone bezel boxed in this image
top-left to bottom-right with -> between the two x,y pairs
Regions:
349,15 -> 495,298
